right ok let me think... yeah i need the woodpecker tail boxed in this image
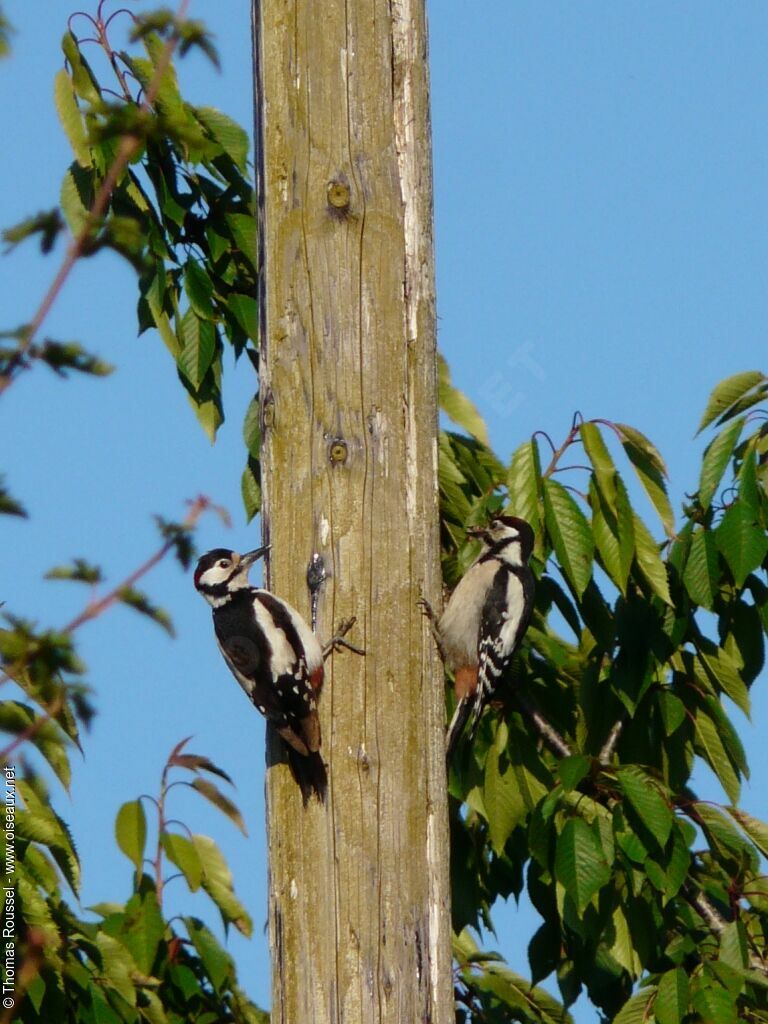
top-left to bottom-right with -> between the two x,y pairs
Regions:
445,697 -> 473,765
287,747 -> 328,805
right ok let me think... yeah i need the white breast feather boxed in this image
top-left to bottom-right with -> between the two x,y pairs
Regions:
498,573 -> 526,657
439,559 -> 498,669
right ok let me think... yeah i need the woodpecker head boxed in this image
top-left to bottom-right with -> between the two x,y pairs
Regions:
193,546 -> 269,606
468,515 -> 534,566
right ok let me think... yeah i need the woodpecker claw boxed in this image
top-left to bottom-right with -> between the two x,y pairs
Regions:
418,596 -> 446,662
322,616 -> 365,659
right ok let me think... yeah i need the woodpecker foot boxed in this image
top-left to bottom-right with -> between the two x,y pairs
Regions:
322,616 -> 365,659
417,597 -> 446,662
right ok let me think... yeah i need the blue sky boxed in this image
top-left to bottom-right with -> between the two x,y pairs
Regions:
2,2 -> 767,1019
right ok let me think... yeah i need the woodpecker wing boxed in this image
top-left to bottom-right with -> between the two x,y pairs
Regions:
213,590 -> 323,757
472,564 -> 534,731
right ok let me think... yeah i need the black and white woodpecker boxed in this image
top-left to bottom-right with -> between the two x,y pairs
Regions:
425,515 -> 535,762
193,546 -> 328,801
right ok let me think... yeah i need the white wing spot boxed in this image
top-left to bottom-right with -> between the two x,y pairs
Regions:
258,705 -> 266,713
292,684 -> 300,694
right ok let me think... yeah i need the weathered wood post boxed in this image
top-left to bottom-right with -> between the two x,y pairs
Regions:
253,0 -> 452,1019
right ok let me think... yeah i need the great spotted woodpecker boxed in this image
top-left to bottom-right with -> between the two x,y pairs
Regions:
194,546 -> 329,801
424,515 -> 535,762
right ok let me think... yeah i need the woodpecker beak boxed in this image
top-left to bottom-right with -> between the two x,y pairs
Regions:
466,525 -> 486,540
239,545 -> 270,568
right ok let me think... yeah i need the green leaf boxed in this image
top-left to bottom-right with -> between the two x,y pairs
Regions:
195,106 -> 250,170
616,765 -> 673,849
119,889 -> 165,976
135,989 -> 168,1024
16,874 -> 59,944
242,459 -> 261,523
697,370 -> 766,434
558,755 -> 590,792
654,968 -> 689,1024
185,350 -> 224,442
657,690 -> 686,735
508,437 -> 542,544
178,308 -> 216,391
698,417 -> 744,511
147,290 -> 180,359
608,903 -> 642,977
437,353 -> 490,446
242,396 -> 261,458
225,213 -> 257,273
183,260 -> 215,320
60,162 -> 92,235
682,528 -> 718,609
0,15 -> 11,60
227,293 -> 259,343
115,800 -> 147,871
0,702 -> 71,789
613,989 -> 656,1024
35,339 -> 113,378
116,587 -> 174,636
16,779 -> 80,895
471,963 -> 573,1024
616,422 -> 675,536
191,833 -> 252,936
162,832 -> 203,891
715,502 -> 768,588
719,920 -> 748,970
0,477 -> 27,517
693,802 -> 754,864
580,421 -> 618,511
589,475 -> 634,594
726,806 -> 768,857
54,68 -> 90,166
543,479 -> 593,598
191,777 -> 247,835
691,975 -> 737,1024
95,932 -> 138,1007
696,640 -> 750,717
484,724 -> 527,853
45,558 -> 103,585
554,817 -> 610,911
2,210 -> 64,255
184,917 -> 234,995
61,30 -> 101,105
632,513 -> 673,605
693,708 -> 740,803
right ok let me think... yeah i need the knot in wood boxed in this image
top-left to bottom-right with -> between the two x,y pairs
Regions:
328,437 -> 348,465
326,179 -> 351,213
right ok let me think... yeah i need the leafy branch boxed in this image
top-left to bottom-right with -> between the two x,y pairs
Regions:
0,0 -> 192,398
438,371 -> 768,1021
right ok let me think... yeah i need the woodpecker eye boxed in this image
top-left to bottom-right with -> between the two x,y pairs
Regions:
218,558 -> 231,569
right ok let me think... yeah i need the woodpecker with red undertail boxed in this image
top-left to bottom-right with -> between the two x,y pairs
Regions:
194,546 -> 328,802
431,515 -> 535,762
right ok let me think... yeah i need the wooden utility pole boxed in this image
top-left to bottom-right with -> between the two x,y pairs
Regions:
252,1 -> 452,1021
